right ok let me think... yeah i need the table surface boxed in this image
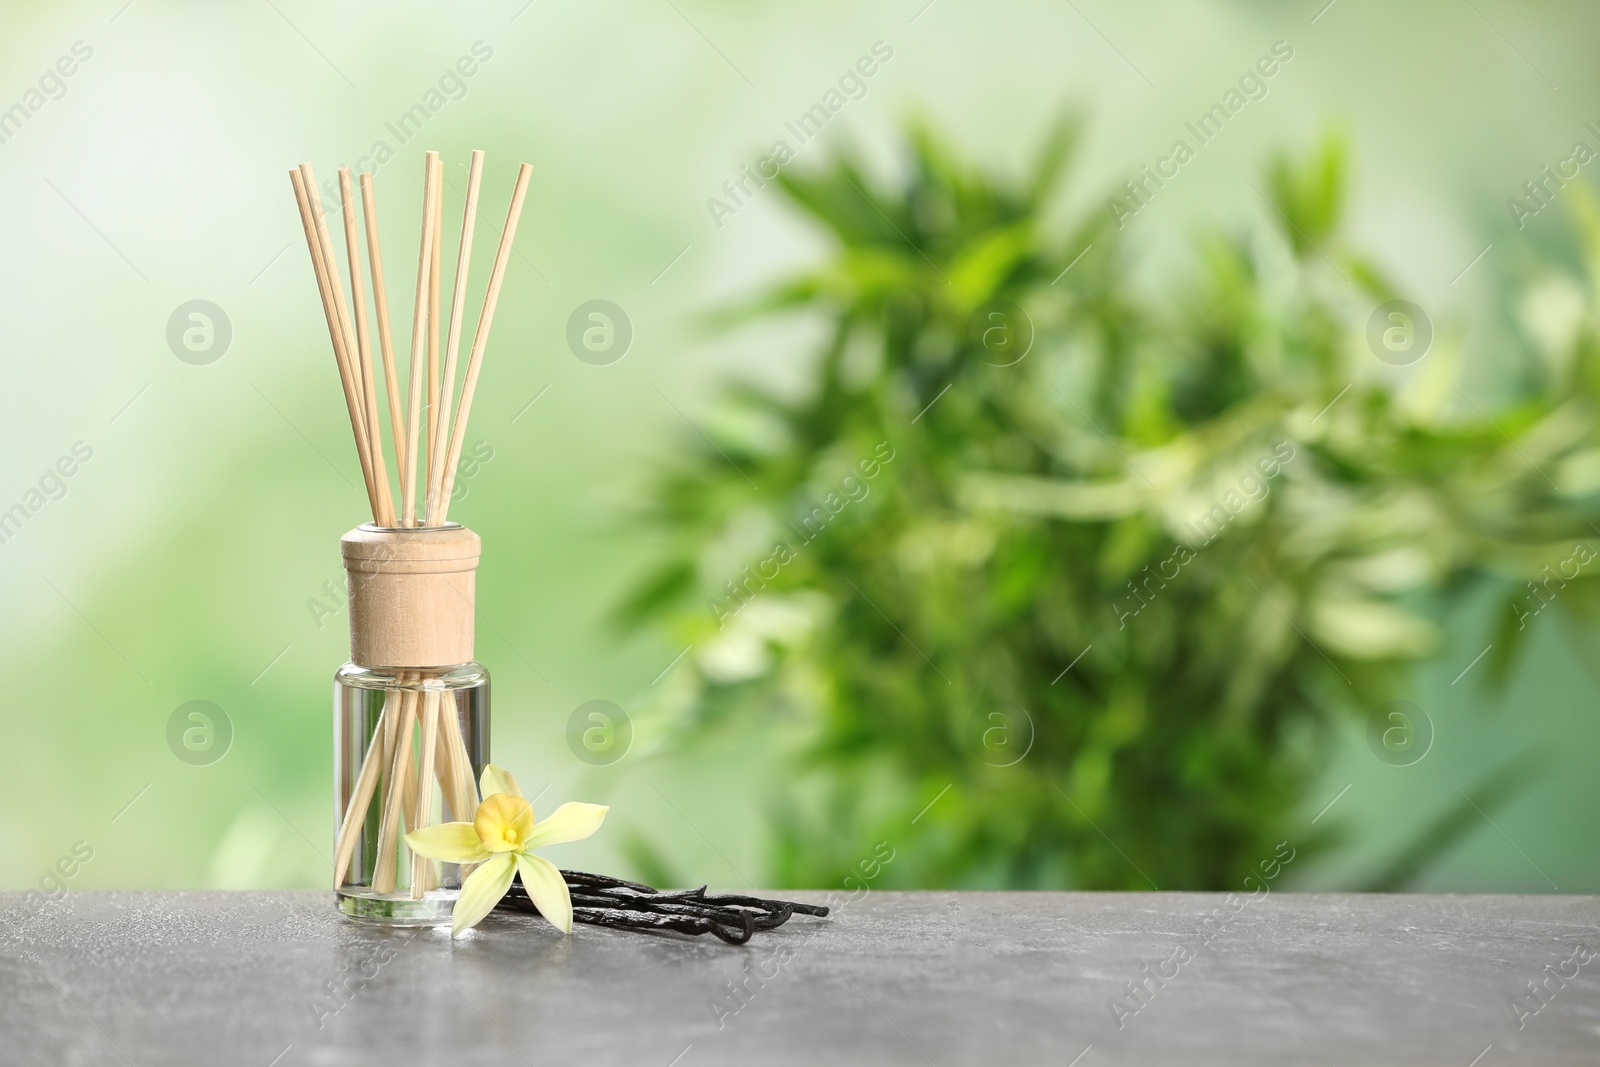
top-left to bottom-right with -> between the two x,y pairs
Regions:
3,890 -> 1597,1066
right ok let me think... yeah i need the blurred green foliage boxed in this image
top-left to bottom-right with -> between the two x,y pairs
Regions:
620,119 -> 1600,889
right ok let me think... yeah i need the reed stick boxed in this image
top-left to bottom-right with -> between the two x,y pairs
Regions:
440,163 -> 532,507
379,677 -> 400,778
437,689 -> 478,823
401,152 -> 439,528
427,150 -> 485,526
426,156 -> 444,494
331,690 -> 394,888
409,694 -> 442,897
433,693 -> 460,821
359,172 -> 407,491
339,167 -> 394,527
289,167 -> 382,523
399,719 -> 419,834
372,688 -> 419,894
373,690 -> 399,880
299,164 -> 368,441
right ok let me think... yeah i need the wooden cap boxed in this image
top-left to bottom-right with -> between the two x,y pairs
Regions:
341,524 -> 480,668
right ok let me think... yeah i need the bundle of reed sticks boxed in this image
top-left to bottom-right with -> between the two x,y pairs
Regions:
289,150 -> 530,897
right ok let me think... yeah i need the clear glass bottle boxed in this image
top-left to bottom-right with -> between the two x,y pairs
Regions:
334,662 -> 489,923
333,523 -> 486,925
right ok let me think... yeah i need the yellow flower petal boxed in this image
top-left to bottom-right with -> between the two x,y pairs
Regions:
405,821 -> 491,865
473,793 -> 536,853
524,802 -> 609,850
479,763 -> 522,800
516,853 -> 572,935
450,852 -> 516,937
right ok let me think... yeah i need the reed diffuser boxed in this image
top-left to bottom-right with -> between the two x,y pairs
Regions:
289,150 -> 530,923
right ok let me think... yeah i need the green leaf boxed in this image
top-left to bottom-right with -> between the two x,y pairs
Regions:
1265,130 -> 1346,258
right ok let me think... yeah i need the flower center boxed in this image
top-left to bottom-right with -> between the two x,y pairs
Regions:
502,827 -> 520,846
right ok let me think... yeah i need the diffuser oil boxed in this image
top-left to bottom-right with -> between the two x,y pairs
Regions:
287,147 -> 529,924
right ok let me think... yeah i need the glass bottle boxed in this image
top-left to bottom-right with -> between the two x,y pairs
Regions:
332,524 -> 488,924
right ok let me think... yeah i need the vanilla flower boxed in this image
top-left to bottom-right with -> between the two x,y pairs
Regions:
405,764 -> 608,936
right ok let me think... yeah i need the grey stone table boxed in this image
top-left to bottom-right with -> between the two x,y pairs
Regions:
3,891 -> 1597,1066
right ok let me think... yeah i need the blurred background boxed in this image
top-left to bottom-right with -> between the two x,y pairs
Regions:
2,0 -> 1598,897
